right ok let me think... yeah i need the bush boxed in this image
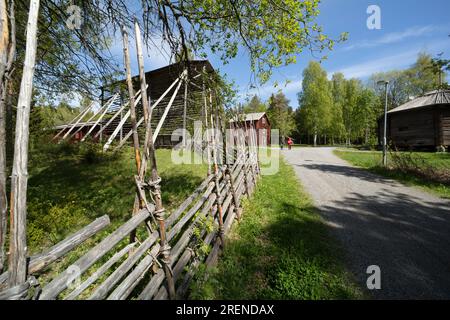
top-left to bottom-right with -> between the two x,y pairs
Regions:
389,150 -> 450,185
80,142 -> 105,164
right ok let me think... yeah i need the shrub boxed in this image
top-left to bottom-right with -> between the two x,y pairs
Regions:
389,150 -> 450,185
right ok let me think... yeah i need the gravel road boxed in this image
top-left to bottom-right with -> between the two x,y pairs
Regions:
282,147 -> 450,299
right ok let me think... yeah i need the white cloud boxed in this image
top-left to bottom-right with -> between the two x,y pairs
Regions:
331,39 -> 450,79
342,25 -> 440,51
330,50 -> 419,79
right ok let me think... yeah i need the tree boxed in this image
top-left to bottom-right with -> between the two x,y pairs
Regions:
330,73 -> 346,144
342,78 -> 362,145
267,92 -> 295,140
298,61 -> 332,146
408,52 -> 444,94
354,88 -> 378,145
243,95 -> 267,113
369,53 -> 445,111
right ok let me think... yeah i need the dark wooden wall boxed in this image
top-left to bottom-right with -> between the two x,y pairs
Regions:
385,105 -> 450,149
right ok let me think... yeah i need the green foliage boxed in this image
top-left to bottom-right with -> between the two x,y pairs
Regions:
369,52 -> 445,110
243,95 -> 267,113
298,61 -> 333,145
26,146 -> 208,254
184,0 -> 346,83
191,158 -> 362,299
267,92 -> 296,138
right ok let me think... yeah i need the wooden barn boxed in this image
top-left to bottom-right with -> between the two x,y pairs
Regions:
230,112 -> 271,146
380,89 -> 450,150
100,60 -> 216,147
54,60 -> 217,148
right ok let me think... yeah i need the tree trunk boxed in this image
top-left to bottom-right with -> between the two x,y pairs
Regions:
313,134 -> 317,147
8,0 -> 39,287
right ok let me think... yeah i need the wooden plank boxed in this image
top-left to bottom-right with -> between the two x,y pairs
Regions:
60,102 -> 94,141
29,215 -> 110,274
103,109 -> 131,151
8,0 -> 40,287
106,244 -> 160,300
153,73 -> 185,143
69,101 -> 108,140
114,76 -> 182,151
93,88 -> 143,139
81,94 -> 119,142
52,104 -> 91,141
88,231 -> 158,300
166,182 -> 215,242
165,174 -> 214,228
39,208 -> 153,300
64,242 -> 135,300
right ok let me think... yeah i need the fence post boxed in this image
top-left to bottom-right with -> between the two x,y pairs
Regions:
8,0 -> 40,288
133,21 -> 176,300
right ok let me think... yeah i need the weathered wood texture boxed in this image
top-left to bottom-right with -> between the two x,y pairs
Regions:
0,123 -> 258,300
8,0 -> 40,288
0,0 -> 9,274
28,215 -> 110,274
39,207 -> 153,299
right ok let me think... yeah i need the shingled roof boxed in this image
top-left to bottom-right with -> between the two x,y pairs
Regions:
388,89 -> 450,114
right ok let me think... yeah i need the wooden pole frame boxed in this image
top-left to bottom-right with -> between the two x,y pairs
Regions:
114,75 -> 182,151
132,22 -> 177,300
81,93 -> 119,142
60,102 -> 94,141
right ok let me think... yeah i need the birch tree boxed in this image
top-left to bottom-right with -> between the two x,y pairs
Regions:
299,61 -> 332,146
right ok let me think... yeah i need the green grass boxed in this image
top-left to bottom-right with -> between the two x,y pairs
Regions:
190,157 -> 362,300
334,149 -> 450,199
19,142 -> 208,296
27,143 -> 208,254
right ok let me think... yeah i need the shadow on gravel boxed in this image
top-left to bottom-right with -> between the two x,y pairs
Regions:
298,163 -> 399,186
318,189 -> 450,299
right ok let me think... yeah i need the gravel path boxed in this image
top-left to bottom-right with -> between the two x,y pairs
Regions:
282,147 -> 450,299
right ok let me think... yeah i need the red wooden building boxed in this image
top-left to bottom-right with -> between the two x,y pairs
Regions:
230,112 -> 271,146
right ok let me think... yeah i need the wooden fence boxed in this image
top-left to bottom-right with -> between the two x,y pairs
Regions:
0,124 -> 260,300
0,12 -> 262,300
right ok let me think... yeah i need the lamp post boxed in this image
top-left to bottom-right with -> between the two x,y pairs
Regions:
377,80 -> 389,167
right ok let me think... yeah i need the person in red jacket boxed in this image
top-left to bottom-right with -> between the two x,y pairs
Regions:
287,137 -> 293,150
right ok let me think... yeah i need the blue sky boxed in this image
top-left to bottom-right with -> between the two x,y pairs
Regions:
110,0 -> 450,109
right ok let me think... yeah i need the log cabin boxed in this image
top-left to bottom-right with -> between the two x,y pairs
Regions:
380,89 -> 450,150
54,60 -> 217,148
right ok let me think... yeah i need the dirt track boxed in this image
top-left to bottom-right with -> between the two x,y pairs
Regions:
282,147 -> 450,299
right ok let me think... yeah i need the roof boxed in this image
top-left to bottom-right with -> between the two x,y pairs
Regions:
230,112 -> 267,122
388,89 -> 450,114
101,60 -> 215,91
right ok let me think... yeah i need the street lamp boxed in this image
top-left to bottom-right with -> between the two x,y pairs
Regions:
377,80 -> 389,167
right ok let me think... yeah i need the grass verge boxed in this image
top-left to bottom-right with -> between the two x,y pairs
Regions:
334,149 -> 450,199
190,157 -> 362,300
